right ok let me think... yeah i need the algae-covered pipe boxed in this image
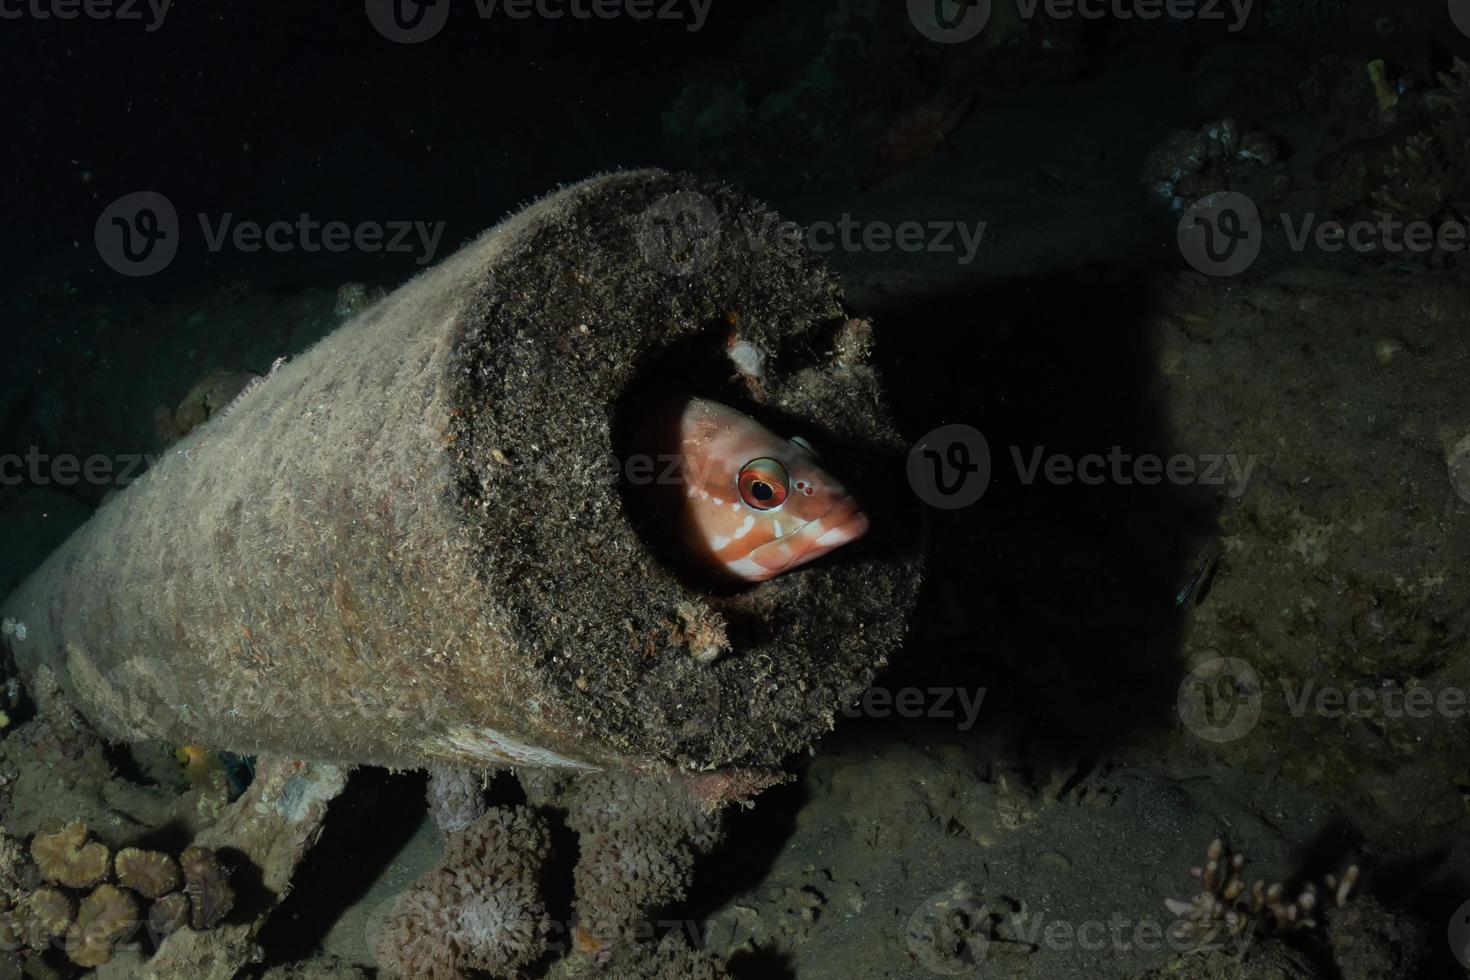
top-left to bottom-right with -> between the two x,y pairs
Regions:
0,171 -> 922,776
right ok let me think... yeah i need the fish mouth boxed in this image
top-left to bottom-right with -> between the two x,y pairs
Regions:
741,496 -> 870,581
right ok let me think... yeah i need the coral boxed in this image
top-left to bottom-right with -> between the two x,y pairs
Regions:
10,886 -> 74,950
146,758 -> 347,980
180,846 -> 234,929
148,891 -> 189,939
1325,894 -> 1428,980
1365,62 -> 1470,240
595,932 -> 729,979
1164,839 -> 1360,950
114,847 -> 181,899
1141,120 -> 1278,211
374,805 -> 552,979
427,766 -> 488,834
524,771 -> 724,948
65,883 -> 138,968
30,821 -> 110,889
0,831 -> 30,904
0,821 -> 239,970
261,959 -> 369,980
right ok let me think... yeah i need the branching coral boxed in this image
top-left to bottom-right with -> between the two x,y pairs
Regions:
1368,61 -> 1470,235
30,821 -> 110,889
1141,120 -> 1278,211
596,932 -> 730,979
374,805 -> 553,979
1164,838 -> 1359,950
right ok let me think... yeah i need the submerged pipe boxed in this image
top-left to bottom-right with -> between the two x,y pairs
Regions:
0,171 -> 922,777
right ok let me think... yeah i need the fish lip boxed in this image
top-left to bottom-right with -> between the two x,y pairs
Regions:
743,496 -> 869,579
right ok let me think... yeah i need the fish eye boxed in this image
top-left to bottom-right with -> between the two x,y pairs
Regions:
738,457 -> 789,511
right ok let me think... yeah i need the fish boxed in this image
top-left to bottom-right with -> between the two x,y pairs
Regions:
668,398 -> 869,582
860,90 -> 975,190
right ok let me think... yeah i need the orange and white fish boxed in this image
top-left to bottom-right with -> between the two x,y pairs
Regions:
670,398 -> 869,582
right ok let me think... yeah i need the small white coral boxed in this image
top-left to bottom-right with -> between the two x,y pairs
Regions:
374,806 -> 552,979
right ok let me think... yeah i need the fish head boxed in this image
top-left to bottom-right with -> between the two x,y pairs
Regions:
673,398 -> 869,582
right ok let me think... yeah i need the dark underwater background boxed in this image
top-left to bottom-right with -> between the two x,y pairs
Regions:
3,1 -> 1470,978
